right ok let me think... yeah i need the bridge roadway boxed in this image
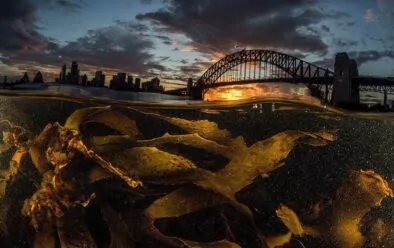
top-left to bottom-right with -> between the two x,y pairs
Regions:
164,76 -> 394,96
202,76 -> 394,93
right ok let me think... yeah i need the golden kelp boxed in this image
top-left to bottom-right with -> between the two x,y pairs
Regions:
0,105 -> 392,248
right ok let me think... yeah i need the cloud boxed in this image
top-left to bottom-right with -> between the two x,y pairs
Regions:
348,50 -> 394,65
347,21 -> 356,26
333,38 -> 358,49
2,21 -> 165,76
377,0 -> 386,9
136,0 -> 331,56
364,9 -> 377,23
0,0 -> 83,53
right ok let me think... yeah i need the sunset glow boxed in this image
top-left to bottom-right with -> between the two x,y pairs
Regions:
203,83 -> 318,102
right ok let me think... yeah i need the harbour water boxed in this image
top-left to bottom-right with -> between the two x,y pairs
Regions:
0,86 -> 393,248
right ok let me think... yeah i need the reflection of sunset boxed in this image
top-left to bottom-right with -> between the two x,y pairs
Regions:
203,83 -> 318,102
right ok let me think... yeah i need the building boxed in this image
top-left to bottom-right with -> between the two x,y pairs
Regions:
134,78 -> 141,91
117,73 -> 126,84
95,71 -> 105,87
70,61 -> 80,85
60,64 -> 67,84
187,78 -> 193,95
127,75 -> 133,85
141,77 -> 164,92
81,74 -> 88,86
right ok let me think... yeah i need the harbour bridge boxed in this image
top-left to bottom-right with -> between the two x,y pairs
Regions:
169,49 -> 394,105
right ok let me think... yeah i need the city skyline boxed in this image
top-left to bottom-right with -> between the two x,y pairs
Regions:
0,0 -> 393,89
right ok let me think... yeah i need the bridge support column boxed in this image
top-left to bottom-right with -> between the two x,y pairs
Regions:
331,53 -> 360,107
189,86 -> 203,100
384,89 -> 388,110
324,82 -> 329,103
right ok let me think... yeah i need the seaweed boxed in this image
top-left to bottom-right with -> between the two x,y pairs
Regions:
0,106 -> 391,248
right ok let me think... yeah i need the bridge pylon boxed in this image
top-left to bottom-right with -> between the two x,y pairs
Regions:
188,78 -> 204,100
331,53 -> 360,106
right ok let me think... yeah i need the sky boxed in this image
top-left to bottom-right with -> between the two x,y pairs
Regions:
0,0 -> 393,89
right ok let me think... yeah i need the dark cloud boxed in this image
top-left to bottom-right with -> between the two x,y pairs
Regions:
178,60 -> 213,75
45,0 -> 84,9
2,22 -> 165,74
151,34 -> 174,45
333,38 -> 358,49
0,0 -> 83,53
136,0 -> 333,56
311,50 -> 394,70
179,65 -> 202,74
348,50 -> 394,65
321,25 -> 330,33
311,58 -> 334,69
114,20 -> 151,33
153,35 -> 171,42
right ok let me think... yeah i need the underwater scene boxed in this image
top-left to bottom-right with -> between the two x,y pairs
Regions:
0,96 -> 393,248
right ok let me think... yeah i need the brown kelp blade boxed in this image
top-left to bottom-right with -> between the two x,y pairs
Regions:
81,108 -> 139,140
143,186 -> 228,247
178,238 -> 241,248
57,210 -> 97,248
140,111 -> 233,144
101,204 -> 134,248
33,224 -> 56,248
276,204 -> 305,236
29,123 -> 58,174
88,135 -> 133,154
213,130 -> 338,195
64,106 -> 110,131
136,133 -> 232,159
265,232 -> 292,248
7,150 -> 26,181
87,166 -> 114,184
0,143 -> 11,154
145,187 -> 226,219
103,147 -> 202,184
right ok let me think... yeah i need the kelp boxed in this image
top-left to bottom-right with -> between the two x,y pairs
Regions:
0,106 -> 392,248
141,129 -> 338,247
275,170 -> 393,248
138,110 -> 233,144
101,204 -> 134,248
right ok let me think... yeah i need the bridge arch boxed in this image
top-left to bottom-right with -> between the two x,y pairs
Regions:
198,49 -> 334,86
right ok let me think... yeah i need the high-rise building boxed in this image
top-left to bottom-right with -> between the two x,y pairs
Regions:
81,74 -> 88,86
187,78 -> 193,95
134,78 -> 141,91
101,74 -> 106,87
61,64 -> 67,84
127,75 -> 133,85
109,75 -> 117,89
117,73 -> 126,84
70,61 -> 79,85
95,71 -> 104,87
